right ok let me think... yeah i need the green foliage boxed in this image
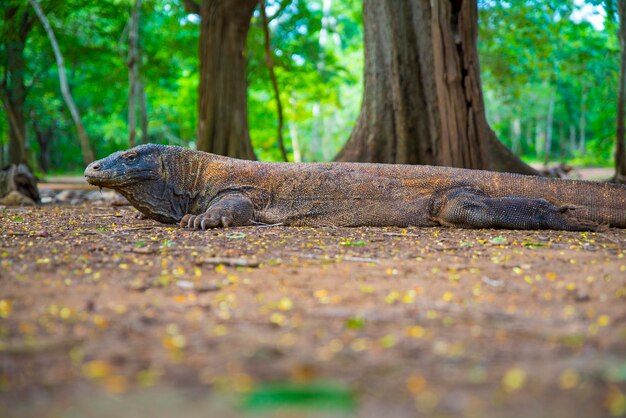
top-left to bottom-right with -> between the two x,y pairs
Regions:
479,0 -> 618,166
247,0 -> 363,161
0,0 -> 621,170
2,0 -> 364,169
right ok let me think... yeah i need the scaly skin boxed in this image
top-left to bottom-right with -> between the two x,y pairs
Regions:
84,144 -> 626,231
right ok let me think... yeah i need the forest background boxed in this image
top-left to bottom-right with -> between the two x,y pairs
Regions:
0,0 -> 619,174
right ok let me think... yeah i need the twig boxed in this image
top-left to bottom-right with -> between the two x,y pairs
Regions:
293,254 -> 380,264
382,232 -> 422,238
112,226 -> 156,231
267,0 -> 292,21
195,257 -> 260,268
250,220 -> 284,227
0,337 -> 83,354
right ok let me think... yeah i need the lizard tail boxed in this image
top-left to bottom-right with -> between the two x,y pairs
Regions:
484,174 -> 626,228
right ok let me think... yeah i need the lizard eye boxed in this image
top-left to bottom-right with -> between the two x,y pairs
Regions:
126,153 -> 137,161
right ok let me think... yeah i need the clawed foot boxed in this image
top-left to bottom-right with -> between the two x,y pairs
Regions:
180,210 -> 235,230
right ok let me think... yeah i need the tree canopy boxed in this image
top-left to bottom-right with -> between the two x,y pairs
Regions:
0,0 -> 620,172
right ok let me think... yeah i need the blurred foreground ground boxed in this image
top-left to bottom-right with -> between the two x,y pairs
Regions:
1,177 -> 626,417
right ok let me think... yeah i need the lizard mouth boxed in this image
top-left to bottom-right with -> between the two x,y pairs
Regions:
84,162 -> 123,187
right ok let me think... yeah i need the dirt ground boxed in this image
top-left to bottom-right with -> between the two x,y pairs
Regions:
1,197 -> 626,417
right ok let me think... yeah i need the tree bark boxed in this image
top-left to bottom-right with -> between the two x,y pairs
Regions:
186,0 -> 257,159
29,0 -> 95,164
1,5 -> 35,165
260,0 -> 288,161
128,0 -> 142,148
615,0 -> 626,183
336,0 -> 537,175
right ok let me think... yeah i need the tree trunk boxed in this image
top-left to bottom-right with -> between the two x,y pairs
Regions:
29,0 -> 95,164
1,6 -> 35,165
615,0 -> 626,183
558,121 -> 565,160
260,0 -> 288,161
511,117 -> 521,155
186,0 -> 257,159
534,116 -> 544,160
0,164 -> 40,205
139,80 -> 149,143
544,94 -> 555,167
569,124 -> 576,157
128,0 -> 142,148
579,84 -> 587,155
31,110 -> 53,173
289,120 -> 302,163
336,0 -> 537,175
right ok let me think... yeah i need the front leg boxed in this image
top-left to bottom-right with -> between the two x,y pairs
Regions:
180,193 -> 254,230
429,187 -> 600,231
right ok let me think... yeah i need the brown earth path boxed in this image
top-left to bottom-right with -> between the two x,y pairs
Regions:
1,203 -> 625,418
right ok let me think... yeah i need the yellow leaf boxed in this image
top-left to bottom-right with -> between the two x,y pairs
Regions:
502,368 -> 526,392
0,300 -> 12,318
558,369 -> 579,390
83,360 -> 112,379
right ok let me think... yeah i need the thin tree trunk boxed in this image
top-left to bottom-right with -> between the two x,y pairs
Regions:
1,6 -> 34,165
569,125 -> 576,157
524,119 -> 533,149
544,94 -> 555,167
311,103 -> 321,159
29,0 -> 94,164
260,0 -> 288,161
139,80 -> 149,143
615,0 -> 626,183
187,0 -> 257,159
336,0 -> 537,175
535,116 -> 544,161
559,121 -> 565,160
128,0 -> 142,147
289,121 -> 302,163
31,110 -> 53,173
579,84 -> 587,155
1,97 -> 27,164
511,117 -> 521,155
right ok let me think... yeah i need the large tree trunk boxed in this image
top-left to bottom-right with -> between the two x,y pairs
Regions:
184,0 -> 257,159
29,0 -> 95,165
336,0 -> 537,175
615,0 -> 626,184
1,6 -> 35,165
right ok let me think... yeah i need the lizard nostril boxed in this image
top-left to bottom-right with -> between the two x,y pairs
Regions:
91,163 -> 101,171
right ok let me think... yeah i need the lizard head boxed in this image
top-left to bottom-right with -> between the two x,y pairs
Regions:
84,144 -> 197,224
84,144 -> 165,188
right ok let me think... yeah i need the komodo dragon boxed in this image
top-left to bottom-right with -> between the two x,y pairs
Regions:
84,144 -> 626,231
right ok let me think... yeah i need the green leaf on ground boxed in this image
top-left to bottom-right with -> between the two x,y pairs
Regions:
242,382 -> 355,412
